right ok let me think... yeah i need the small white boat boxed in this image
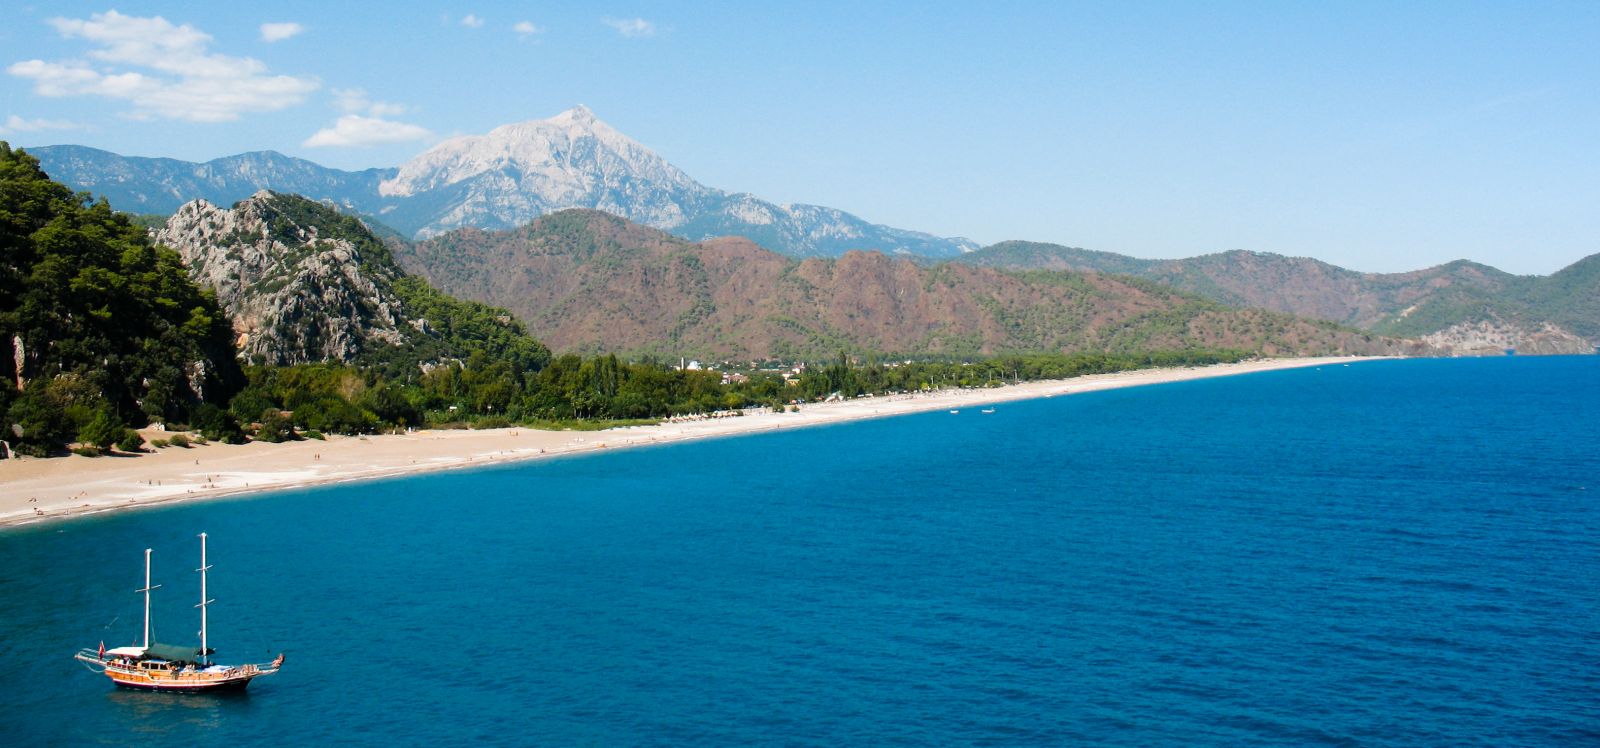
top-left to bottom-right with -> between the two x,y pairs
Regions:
980,408 -> 995,414
949,409 -> 960,414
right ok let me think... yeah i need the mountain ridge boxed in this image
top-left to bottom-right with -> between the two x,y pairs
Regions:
391,209 -> 1416,360
28,115 -> 1594,353
28,144 -> 392,218
956,241 -> 1598,354
27,107 -> 976,258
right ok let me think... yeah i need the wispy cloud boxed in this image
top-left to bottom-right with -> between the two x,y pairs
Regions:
333,88 -> 406,118
303,115 -> 431,147
0,114 -> 85,135
259,22 -> 304,43
1469,84 -> 1560,114
307,88 -> 428,147
513,21 -> 543,39
602,17 -> 656,38
461,14 -> 485,29
6,10 -> 318,122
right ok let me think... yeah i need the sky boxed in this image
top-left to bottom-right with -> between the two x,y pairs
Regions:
1,2 -> 1596,275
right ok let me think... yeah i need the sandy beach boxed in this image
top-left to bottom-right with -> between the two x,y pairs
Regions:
0,356 -> 1379,528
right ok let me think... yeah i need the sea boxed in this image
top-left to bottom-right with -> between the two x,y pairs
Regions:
1,356 -> 1596,746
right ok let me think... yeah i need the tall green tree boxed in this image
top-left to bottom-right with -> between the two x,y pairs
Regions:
0,142 -> 241,454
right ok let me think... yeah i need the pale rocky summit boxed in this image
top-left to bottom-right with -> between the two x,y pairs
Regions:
32,108 -> 975,258
376,106 -> 976,256
157,191 -> 408,365
379,105 -> 703,233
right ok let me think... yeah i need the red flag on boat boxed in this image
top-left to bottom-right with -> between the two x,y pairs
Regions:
97,641 -> 105,660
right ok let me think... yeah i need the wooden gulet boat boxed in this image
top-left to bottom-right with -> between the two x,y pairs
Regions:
74,534 -> 284,692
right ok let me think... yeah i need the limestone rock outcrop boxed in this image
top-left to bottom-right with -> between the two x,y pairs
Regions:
156,191 -> 408,365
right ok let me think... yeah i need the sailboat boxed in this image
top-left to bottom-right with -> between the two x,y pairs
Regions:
74,534 -> 284,692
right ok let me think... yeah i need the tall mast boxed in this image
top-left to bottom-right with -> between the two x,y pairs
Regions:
136,548 -> 160,648
196,533 -> 214,665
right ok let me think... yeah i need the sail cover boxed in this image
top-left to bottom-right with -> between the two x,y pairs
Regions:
143,642 -> 204,663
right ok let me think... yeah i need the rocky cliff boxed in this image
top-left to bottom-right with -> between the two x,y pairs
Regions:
156,192 -> 411,365
1422,320 -> 1592,356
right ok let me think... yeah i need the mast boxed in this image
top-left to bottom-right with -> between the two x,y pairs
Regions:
196,533 -> 214,665
136,548 -> 160,648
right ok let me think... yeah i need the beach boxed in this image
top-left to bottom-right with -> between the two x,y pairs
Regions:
0,356 -> 1377,528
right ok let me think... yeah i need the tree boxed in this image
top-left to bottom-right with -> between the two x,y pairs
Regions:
115,429 -> 145,453
191,402 -> 246,444
255,408 -> 295,443
78,409 -> 124,450
1,142 -> 243,453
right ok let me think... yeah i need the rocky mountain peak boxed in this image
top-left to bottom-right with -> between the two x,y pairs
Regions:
156,192 -> 409,365
34,111 -> 979,257
379,106 -> 702,200
552,104 -> 597,125
373,106 -> 713,239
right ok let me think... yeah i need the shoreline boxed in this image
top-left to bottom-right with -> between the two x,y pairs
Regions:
0,356 -> 1381,529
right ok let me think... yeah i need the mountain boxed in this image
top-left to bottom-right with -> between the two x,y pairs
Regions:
374,107 -> 976,255
375,106 -> 703,235
154,192 -> 409,365
391,209 -> 1417,360
27,145 -> 389,217
154,191 -> 549,370
957,242 -> 1599,354
28,107 -> 976,258
1530,254 -> 1600,340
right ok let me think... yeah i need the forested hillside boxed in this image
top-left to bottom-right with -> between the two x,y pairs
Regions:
394,210 -> 1415,360
2,146 -> 1421,458
958,242 -> 1599,354
1,143 -> 240,455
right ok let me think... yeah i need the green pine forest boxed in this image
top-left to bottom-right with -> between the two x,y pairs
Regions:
1,143 -> 1246,457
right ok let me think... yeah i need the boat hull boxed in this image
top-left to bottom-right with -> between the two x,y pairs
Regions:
109,673 -> 256,693
76,651 -> 277,693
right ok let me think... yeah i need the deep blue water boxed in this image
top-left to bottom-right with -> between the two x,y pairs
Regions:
3,356 -> 1598,746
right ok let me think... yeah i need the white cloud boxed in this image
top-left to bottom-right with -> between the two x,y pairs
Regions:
303,115 -> 431,148
260,22 -> 304,43
461,14 -> 485,29
513,21 -> 543,38
7,10 -> 318,122
332,88 -> 406,117
603,17 -> 656,38
0,114 -> 84,135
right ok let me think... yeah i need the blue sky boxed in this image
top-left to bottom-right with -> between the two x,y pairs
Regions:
2,2 -> 1595,275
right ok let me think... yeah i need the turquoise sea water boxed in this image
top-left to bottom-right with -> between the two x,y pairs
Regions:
2,356 -> 1597,746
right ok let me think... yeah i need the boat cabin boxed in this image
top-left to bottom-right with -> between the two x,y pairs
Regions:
138,659 -> 175,674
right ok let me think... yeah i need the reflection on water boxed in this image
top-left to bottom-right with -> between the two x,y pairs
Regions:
105,688 -> 254,734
